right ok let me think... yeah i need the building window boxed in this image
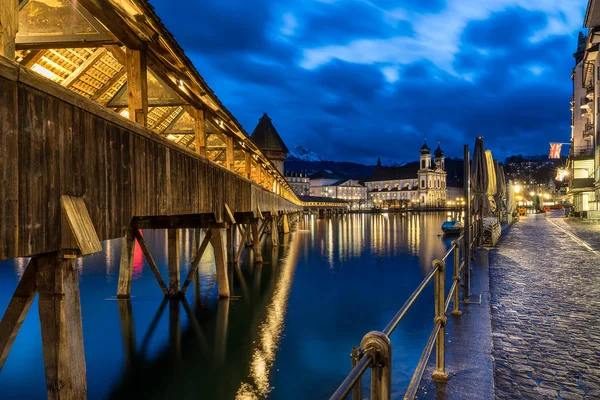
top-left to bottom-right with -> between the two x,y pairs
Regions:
421,179 -> 425,188
421,160 -> 425,169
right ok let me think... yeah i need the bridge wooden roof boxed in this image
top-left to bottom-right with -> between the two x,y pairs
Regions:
11,0 -> 297,201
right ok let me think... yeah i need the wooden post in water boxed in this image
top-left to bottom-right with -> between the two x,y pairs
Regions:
227,224 -> 235,264
209,228 -> 230,297
0,0 -> 18,60
251,221 -> 263,263
271,214 -> 279,246
168,229 -> 180,296
282,213 -> 290,234
117,227 -> 135,298
37,256 -> 87,400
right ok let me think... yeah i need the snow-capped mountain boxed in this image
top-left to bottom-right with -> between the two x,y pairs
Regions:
288,145 -> 329,162
380,159 -> 408,167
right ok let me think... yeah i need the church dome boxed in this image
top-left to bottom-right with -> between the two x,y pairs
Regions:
420,140 -> 430,154
434,143 -> 444,158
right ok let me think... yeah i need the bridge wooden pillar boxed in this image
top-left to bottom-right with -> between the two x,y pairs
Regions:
0,0 -> 18,60
126,46 -> 148,127
282,213 -> 290,234
168,229 -> 180,296
251,221 -> 263,263
271,213 -> 279,246
209,228 -> 230,298
37,256 -> 87,400
194,109 -> 206,157
117,227 -> 135,298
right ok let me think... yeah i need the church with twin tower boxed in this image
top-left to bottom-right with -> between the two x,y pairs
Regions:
365,140 -> 447,207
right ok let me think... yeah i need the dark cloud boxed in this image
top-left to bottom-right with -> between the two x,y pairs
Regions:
150,0 -> 273,53
149,0 -> 583,164
295,1 -> 412,46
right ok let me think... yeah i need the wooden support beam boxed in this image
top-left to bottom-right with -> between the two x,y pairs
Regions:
149,106 -> 176,131
132,229 -> 169,295
245,151 -> 252,179
62,48 -> 106,88
75,0 -> 142,49
21,49 -> 45,68
0,258 -> 38,370
126,47 -> 148,127
251,222 -> 263,264
168,229 -> 180,297
282,213 -> 290,234
91,68 -> 125,103
105,45 -> 127,65
226,135 -> 234,170
271,214 -> 279,246
37,256 -> 87,400
194,108 -> 206,156
227,224 -> 235,265
0,0 -> 18,60
180,229 -> 212,295
117,227 -> 135,298
235,224 -> 252,264
209,228 -> 230,298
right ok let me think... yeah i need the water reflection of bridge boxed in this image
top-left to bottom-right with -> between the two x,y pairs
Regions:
109,232 -> 300,399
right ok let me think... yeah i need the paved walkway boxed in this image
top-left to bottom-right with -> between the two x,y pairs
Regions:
490,213 -> 600,399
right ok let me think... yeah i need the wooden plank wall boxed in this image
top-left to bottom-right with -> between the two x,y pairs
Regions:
0,60 -> 300,260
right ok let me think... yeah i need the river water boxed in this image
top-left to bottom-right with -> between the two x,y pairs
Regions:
0,212 -> 462,399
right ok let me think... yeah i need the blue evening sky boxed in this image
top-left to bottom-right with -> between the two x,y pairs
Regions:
150,0 -> 587,163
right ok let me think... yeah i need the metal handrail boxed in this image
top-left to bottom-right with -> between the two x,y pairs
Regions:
330,231 -> 474,400
330,350 -> 373,399
382,264 -> 439,336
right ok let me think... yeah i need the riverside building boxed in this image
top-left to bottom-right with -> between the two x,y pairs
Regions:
365,141 -> 447,208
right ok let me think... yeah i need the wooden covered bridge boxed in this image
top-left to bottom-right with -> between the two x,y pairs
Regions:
0,0 -> 345,398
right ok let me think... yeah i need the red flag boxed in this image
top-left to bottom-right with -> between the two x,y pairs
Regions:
549,143 -> 562,159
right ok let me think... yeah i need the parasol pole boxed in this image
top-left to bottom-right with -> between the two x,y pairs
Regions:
463,144 -> 471,301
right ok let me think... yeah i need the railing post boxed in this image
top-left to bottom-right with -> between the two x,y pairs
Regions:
451,241 -> 462,317
351,347 -> 363,400
360,331 -> 392,400
432,259 -> 448,382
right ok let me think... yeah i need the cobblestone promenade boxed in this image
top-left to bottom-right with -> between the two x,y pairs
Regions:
490,213 -> 600,399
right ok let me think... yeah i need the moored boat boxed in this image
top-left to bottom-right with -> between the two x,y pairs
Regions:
441,220 -> 464,235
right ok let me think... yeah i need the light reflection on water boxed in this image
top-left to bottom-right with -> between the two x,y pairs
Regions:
0,212 -> 460,399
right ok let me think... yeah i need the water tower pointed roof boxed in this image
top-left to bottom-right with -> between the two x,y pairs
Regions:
420,139 -> 430,154
250,113 -> 289,154
434,142 -> 444,158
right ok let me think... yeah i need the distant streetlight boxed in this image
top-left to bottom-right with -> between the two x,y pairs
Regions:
514,184 -> 521,193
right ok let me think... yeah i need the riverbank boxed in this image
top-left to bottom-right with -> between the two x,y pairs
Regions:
418,212 -> 600,399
